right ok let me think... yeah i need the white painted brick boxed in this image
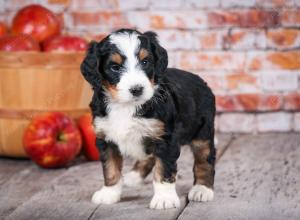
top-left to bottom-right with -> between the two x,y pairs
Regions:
155,30 -> 193,50
257,112 -> 292,132
293,113 -> 300,131
149,0 -> 182,9
219,113 -> 255,133
221,0 -> 256,8
260,71 -> 298,92
126,11 -> 151,31
184,0 -> 220,8
119,0 -> 150,10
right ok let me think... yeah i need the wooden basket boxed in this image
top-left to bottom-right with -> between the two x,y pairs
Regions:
0,52 -> 92,158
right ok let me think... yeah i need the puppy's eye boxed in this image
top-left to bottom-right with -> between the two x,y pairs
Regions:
110,64 -> 121,72
141,59 -> 148,66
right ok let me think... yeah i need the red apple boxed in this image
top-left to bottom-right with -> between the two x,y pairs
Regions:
78,113 -> 100,161
12,4 -> 61,43
0,22 -> 7,37
23,112 -> 82,168
0,34 -> 40,51
43,35 -> 88,52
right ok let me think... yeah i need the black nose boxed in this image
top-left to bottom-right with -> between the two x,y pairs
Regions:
129,85 -> 144,97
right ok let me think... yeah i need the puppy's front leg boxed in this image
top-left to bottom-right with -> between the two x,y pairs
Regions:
92,139 -> 123,205
150,140 -> 180,209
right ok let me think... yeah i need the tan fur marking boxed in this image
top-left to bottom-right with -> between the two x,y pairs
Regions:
103,149 -> 123,186
111,53 -> 123,64
149,120 -> 165,140
153,157 -> 176,183
132,156 -> 155,178
191,139 -> 214,187
103,80 -> 118,99
138,48 -> 149,61
153,157 -> 164,183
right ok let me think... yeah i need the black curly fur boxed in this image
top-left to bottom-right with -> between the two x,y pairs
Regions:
80,29 -> 216,185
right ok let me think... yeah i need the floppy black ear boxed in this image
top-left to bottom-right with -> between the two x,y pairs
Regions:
144,31 -> 168,78
80,41 -> 102,90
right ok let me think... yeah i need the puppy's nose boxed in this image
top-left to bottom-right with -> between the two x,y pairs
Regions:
129,85 -> 144,97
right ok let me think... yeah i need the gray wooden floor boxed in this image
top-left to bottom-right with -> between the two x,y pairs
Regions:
0,133 -> 299,220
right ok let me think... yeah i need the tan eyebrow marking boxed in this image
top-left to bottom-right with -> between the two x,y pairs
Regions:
138,48 -> 149,60
111,53 -> 123,64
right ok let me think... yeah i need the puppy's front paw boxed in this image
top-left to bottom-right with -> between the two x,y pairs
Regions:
150,182 -> 180,209
188,184 -> 214,202
123,171 -> 143,187
91,181 -> 122,205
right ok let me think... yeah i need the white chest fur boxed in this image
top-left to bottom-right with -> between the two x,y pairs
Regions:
94,103 -> 164,159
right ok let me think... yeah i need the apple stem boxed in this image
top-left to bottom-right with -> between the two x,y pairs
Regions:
56,132 -> 65,142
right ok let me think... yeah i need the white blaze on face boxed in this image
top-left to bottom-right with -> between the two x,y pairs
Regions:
109,32 -> 154,104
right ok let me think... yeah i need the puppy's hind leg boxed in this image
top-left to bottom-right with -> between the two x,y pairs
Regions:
124,155 -> 155,187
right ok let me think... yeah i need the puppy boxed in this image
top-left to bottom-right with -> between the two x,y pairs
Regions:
80,29 -> 216,209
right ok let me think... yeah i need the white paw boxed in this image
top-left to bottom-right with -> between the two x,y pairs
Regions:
123,171 -> 143,187
150,181 -> 180,209
91,181 -> 122,205
188,185 -> 214,202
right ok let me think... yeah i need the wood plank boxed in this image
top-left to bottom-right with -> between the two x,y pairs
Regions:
177,133 -> 300,220
0,158 -> 31,186
7,134 -> 232,220
0,161 -> 66,219
90,134 -> 233,220
6,162 -> 103,220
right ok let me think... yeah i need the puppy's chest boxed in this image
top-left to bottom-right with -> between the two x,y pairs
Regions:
94,105 -> 164,159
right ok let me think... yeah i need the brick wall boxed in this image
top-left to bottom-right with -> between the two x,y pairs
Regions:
1,0 -> 299,133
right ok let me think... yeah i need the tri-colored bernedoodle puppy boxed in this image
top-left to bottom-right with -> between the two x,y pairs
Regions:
80,29 -> 216,210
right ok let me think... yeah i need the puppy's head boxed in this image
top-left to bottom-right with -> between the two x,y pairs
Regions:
81,29 -> 168,105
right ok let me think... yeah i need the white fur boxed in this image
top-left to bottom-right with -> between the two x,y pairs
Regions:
188,184 -> 214,202
94,103 -> 162,160
123,170 -> 143,187
92,180 -> 122,205
109,31 -> 154,104
150,181 -> 180,209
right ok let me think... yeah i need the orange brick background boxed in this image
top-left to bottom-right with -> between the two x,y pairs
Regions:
0,0 -> 299,133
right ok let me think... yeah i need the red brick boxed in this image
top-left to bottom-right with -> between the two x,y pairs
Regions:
217,93 -> 283,112
256,0 -> 296,8
208,9 -> 280,28
194,30 -> 227,50
226,29 -> 266,50
216,95 -> 236,112
247,51 -> 300,70
284,92 -> 300,110
267,29 -> 300,49
178,51 -> 246,71
149,11 -> 207,29
72,11 -> 128,28
281,9 -> 300,26
236,94 -> 283,111
225,71 -> 259,92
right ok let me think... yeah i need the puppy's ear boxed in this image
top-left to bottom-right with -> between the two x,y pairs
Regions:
144,31 -> 168,78
80,41 -> 102,90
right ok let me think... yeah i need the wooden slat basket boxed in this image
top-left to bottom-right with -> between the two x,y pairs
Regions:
0,52 -> 92,158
